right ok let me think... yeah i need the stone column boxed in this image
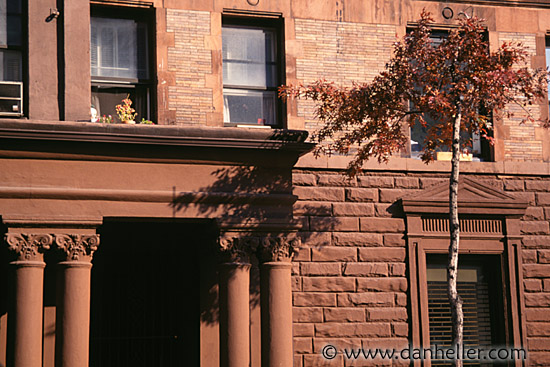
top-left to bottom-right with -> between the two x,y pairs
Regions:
5,233 -> 53,367
260,236 -> 299,367
218,235 -> 257,367
54,234 -> 99,367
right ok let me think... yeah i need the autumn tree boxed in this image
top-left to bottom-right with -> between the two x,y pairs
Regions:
281,11 -> 548,366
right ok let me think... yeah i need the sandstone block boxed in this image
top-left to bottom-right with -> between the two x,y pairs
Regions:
360,217 -> 405,233
345,188 -> 378,202
293,186 -> 345,201
323,307 -> 365,322
357,278 -> 408,292
524,279 -> 543,292
504,180 -> 525,191
294,292 -> 336,307
526,308 -> 550,321
318,174 -> 356,186
366,307 -> 408,321
357,176 -> 394,188
312,247 -> 357,262
293,173 -> 317,186
526,180 -> 550,191
301,262 -> 341,276
525,294 -> 550,307
293,307 -> 323,323
343,263 -> 388,276
315,322 -> 391,338
523,250 -> 538,264
521,221 -> 550,235
294,337 -> 313,354
527,323 -> 550,337
333,232 -> 383,246
338,293 -> 394,307
359,248 -> 406,262
294,201 -> 332,216
294,323 -> 314,337
332,202 -> 374,216
303,277 -> 356,292
379,189 -> 411,203
524,264 -> 550,278
310,217 -> 359,231
395,177 -> 419,189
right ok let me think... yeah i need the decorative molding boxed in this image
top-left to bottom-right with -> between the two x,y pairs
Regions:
259,236 -> 301,262
55,234 -> 100,261
422,217 -> 502,234
5,233 -> 53,261
219,235 -> 260,263
414,0 -> 550,9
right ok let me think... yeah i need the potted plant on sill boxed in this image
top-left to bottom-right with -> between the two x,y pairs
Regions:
116,95 -> 137,124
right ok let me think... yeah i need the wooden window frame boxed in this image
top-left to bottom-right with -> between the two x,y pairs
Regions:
402,178 -> 528,367
222,10 -> 285,128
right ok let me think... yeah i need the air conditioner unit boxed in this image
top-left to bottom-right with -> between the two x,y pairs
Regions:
0,81 -> 23,116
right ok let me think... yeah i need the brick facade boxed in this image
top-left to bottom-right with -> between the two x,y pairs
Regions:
292,169 -> 550,366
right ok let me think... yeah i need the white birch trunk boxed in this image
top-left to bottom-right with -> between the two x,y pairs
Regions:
448,109 -> 464,367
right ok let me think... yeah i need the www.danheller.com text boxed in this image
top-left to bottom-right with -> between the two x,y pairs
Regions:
321,344 -> 527,361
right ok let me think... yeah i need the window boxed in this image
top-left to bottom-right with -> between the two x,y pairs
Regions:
408,29 -> 492,161
402,179 -> 528,366
222,16 -> 282,127
427,255 -> 505,366
0,0 -> 23,116
91,5 -> 154,122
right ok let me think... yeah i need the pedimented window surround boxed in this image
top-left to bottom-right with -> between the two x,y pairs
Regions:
402,178 -> 529,359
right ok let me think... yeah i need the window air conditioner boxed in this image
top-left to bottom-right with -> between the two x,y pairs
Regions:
0,81 -> 23,116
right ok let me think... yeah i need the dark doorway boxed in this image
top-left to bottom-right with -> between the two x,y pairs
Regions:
90,220 -> 215,367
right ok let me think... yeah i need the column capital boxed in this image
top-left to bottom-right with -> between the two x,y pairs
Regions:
55,234 -> 100,262
5,233 -> 53,262
218,234 -> 259,263
259,235 -> 300,263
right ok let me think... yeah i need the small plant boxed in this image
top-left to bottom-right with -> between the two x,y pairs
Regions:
100,115 -> 113,124
139,118 -> 154,124
115,95 -> 137,124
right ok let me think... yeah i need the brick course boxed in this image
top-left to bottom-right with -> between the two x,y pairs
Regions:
292,170 -> 550,362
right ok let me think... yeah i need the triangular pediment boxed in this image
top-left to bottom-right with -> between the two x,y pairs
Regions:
402,178 -> 528,216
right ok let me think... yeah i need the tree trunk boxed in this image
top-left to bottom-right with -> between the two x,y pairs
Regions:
448,109 -> 464,367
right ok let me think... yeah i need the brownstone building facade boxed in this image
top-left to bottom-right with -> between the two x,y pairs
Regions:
0,0 -> 550,366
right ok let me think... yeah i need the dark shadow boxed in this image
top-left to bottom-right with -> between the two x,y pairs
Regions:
90,219 -> 217,367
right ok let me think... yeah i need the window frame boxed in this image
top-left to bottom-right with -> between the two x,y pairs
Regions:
90,4 -> 156,122
404,26 -> 493,162
0,0 -> 26,117
222,13 -> 285,128
402,179 -> 528,366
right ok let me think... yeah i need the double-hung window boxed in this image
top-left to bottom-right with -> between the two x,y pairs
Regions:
91,5 -> 153,122
222,16 -> 282,127
0,0 -> 23,116
408,29 -> 491,161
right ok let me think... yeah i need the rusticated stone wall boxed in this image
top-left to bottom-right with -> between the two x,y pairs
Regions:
291,169 -> 550,366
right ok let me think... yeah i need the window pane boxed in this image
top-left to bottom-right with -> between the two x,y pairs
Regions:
427,255 -> 502,367
0,49 -> 22,81
0,0 -> 22,47
223,89 -> 276,125
222,27 -> 277,88
91,17 -> 149,80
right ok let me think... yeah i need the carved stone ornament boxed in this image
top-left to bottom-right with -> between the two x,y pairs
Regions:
260,236 -> 301,262
55,234 -> 100,261
218,235 -> 259,263
5,233 -> 53,261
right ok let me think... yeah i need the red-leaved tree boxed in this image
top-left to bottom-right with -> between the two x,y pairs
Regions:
281,11 -> 548,366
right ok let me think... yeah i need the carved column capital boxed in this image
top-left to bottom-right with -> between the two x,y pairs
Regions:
218,234 -> 259,263
55,234 -> 100,261
259,235 -> 300,263
5,233 -> 53,261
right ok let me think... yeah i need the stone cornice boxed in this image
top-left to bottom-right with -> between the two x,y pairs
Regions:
5,233 -> 53,261
55,234 -> 100,261
0,119 -> 314,160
